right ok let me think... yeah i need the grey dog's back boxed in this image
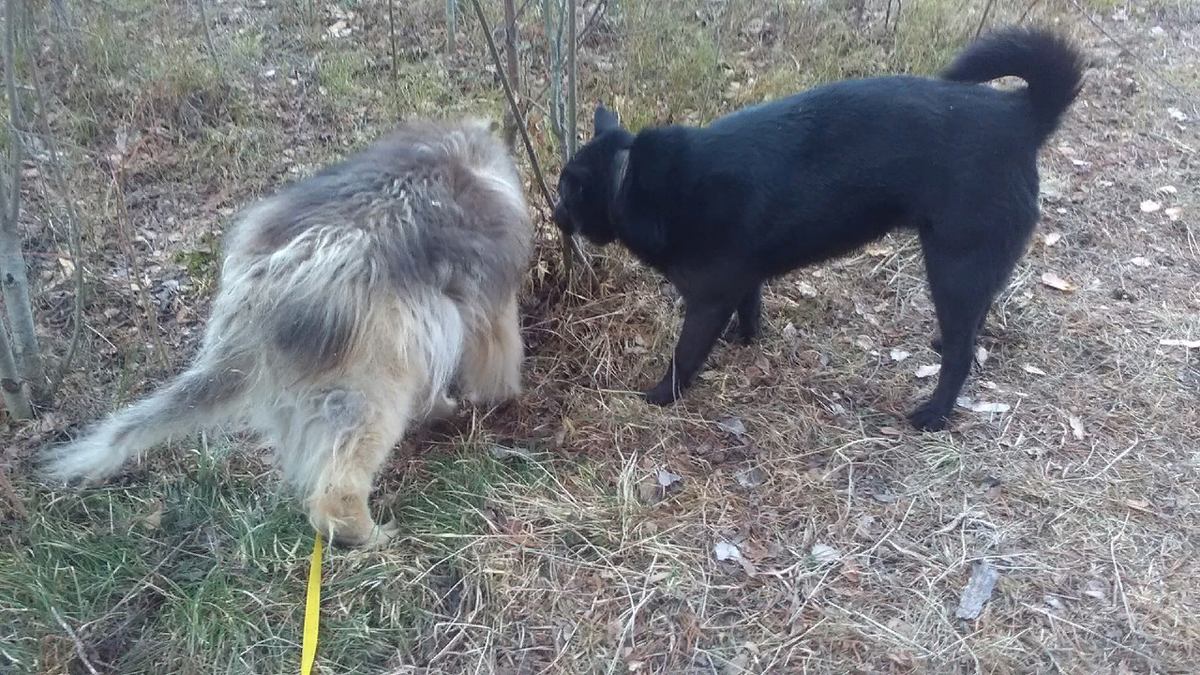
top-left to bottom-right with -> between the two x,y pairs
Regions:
44,118 -> 531,485
215,120 -> 531,374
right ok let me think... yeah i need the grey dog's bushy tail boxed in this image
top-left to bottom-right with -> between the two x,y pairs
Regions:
42,358 -> 250,483
942,26 -> 1085,142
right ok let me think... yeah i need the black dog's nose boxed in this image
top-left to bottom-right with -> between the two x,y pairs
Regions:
552,201 -> 573,234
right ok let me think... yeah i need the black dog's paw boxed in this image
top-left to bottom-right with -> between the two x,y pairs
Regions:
644,384 -> 679,406
720,322 -> 760,346
719,322 -> 740,344
908,400 -> 951,431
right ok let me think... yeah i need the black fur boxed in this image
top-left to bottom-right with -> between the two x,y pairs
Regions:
553,26 -> 1085,431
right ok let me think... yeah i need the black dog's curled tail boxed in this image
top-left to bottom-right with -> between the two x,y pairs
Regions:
942,26 -> 1085,141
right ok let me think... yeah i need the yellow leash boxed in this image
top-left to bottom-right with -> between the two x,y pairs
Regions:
301,532 -> 323,675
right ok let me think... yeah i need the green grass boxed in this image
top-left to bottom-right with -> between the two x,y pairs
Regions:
1,441 -> 554,673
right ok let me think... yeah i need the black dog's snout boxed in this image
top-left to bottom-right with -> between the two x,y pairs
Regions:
552,201 -> 574,234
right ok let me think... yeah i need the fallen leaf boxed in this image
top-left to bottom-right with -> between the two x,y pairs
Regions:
782,322 -> 799,344
974,346 -> 988,366
1129,256 -> 1151,267
865,243 -> 894,257
657,469 -> 682,488
1069,415 -> 1086,440
890,348 -> 911,362
1164,207 -> 1181,221
1021,364 -> 1048,376
1167,107 -> 1188,122
140,501 -> 166,531
956,561 -> 1001,620
325,19 -> 352,38
1125,498 -> 1151,511
1140,200 -> 1161,213
1043,232 -> 1063,247
811,543 -> 840,564
915,364 -> 941,378
970,401 -> 1011,414
795,280 -> 818,298
714,540 -> 742,561
1160,338 -> 1200,349
717,417 -> 747,437
489,445 -> 536,461
1157,185 -> 1177,195
735,466 -> 765,489
1083,578 -> 1107,601
1040,272 -> 1076,292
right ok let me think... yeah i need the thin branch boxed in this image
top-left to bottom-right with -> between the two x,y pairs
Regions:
195,0 -> 223,79
26,28 -> 85,397
0,317 -> 33,418
0,0 -> 26,418
974,0 -> 997,39
50,608 -> 101,675
446,0 -> 457,53
566,0 -> 577,157
501,0 -> 520,150
1017,0 -> 1045,23
543,0 -> 565,158
468,0 -> 592,281
388,0 -> 399,91
110,154 -> 170,372
577,0 -> 609,47
0,0 -> 46,404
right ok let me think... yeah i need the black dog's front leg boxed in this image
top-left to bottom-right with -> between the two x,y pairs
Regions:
645,302 -> 733,405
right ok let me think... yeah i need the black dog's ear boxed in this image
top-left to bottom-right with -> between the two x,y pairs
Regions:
594,103 -> 620,136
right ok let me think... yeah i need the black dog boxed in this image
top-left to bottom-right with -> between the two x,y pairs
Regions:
553,26 -> 1084,431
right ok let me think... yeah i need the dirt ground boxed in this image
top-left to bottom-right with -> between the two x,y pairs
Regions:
2,0 -> 1199,673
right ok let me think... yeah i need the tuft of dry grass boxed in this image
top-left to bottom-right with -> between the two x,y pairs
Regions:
3,0 -> 1200,673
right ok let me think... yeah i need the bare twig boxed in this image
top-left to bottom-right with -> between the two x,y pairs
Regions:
577,0 -> 608,46
388,0 -> 399,90
110,152 -> 171,372
446,0 -> 457,53
1017,0 -> 1045,23
50,607 -> 101,675
501,0 -> 521,150
25,27 -> 85,397
974,0 -> 997,39
195,0 -> 223,78
0,0 -> 46,411
543,0 -> 565,158
566,0 -> 577,157
468,0 -> 592,282
0,313 -> 32,417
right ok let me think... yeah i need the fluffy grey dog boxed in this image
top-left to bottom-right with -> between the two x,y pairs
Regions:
44,118 -> 532,548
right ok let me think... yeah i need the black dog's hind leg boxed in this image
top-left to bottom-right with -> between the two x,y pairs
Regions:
931,309 -> 989,354
909,239 -> 1021,431
720,284 -> 764,344
646,302 -> 734,405
735,284 -> 763,343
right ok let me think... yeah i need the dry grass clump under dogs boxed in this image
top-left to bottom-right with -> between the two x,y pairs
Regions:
2,0 -> 1200,672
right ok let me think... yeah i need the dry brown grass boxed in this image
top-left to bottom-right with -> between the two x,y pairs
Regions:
3,0 -> 1200,673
